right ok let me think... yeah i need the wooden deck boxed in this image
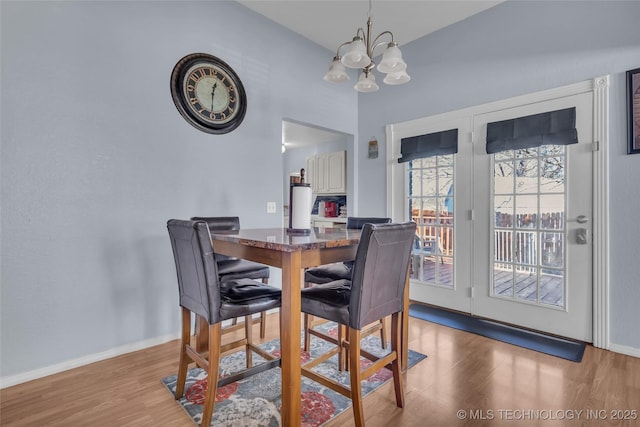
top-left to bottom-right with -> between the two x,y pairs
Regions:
413,258 -> 564,307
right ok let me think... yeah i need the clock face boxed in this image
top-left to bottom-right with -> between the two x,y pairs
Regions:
171,53 -> 247,134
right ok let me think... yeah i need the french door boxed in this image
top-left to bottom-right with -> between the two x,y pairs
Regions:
472,92 -> 593,341
389,88 -> 596,342
403,117 -> 473,313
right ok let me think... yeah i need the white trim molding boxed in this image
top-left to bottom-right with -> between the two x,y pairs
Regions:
609,343 -> 640,359
387,76 -> 611,348
0,333 -> 180,389
591,76 -> 610,350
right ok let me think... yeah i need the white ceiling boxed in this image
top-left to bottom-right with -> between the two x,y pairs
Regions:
239,0 -> 503,149
238,0 -> 502,52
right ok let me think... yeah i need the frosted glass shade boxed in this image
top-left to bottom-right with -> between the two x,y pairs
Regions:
354,72 -> 379,93
383,69 -> 411,85
323,58 -> 350,83
377,43 -> 407,74
341,38 -> 371,69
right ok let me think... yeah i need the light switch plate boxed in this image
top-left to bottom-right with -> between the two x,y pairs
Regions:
266,202 -> 276,213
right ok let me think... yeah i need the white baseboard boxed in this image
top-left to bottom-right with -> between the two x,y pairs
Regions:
0,332 -> 180,389
609,343 -> 640,359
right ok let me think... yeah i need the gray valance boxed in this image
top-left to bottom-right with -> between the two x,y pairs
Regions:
398,129 -> 458,163
486,107 -> 578,154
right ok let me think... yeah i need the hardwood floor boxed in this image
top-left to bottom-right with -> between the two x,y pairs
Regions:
2,312 -> 639,426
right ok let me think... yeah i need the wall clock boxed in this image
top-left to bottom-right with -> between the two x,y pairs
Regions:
170,53 -> 247,134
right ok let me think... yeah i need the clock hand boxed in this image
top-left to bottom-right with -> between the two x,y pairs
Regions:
211,82 -> 217,111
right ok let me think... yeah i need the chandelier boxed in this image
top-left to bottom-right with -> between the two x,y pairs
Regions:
323,0 -> 410,93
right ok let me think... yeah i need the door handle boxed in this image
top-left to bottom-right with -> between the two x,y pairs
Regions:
568,215 -> 589,224
576,228 -> 588,244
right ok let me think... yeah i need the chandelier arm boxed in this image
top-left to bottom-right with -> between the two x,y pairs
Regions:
370,31 -> 395,52
371,40 -> 392,58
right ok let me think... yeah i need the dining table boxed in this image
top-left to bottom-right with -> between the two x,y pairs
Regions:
199,226 -> 410,427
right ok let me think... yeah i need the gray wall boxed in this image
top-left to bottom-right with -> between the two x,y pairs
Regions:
0,0 -> 358,379
357,1 -> 640,349
2,0 -> 639,383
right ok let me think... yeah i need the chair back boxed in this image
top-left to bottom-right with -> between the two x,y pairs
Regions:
349,222 -> 416,329
167,219 -> 221,325
346,216 -> 392,229
191,216 -> 240,232
191,216 -> 240,262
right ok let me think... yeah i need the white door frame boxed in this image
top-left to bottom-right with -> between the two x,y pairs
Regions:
387,76 -> 610,349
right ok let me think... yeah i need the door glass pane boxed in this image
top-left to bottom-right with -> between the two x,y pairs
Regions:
421,168 -> 437,196
515,158 -> 538,193
492,146 -> 566,308
539,195 -> 564,229
494,162 -> 514,194
494,230 -> 513,263
541,232 -> 564,268
515,195 -> 537,228
516,268 -> 538,303
515,231 -> 537,265
540,154 -> 565,193
494,262 -> 514,297
408,155 -> 454,288
495,196 -> 513,227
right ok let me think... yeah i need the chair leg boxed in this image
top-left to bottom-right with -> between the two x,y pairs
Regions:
390,312 -> 405,408
303,313 -> 312,351
379,317 -> 388,350
260,277 -> 269,339
195,315 -> 209,353
259,311 -> 267,339
175,307 -> 191,399
338,324 -> 347,371
201,323 -> 222,427
348,328 -> 365,427
244,315 -> 253,368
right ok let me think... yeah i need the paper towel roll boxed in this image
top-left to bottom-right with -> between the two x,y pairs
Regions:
289,183 -> 312,232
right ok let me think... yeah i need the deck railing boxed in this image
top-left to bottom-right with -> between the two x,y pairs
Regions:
494,211 -> 565,273
411,210 -> 453,256
411,209 -> 565,268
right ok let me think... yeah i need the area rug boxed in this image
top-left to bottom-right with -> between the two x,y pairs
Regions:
409,303 -> 585,362
162,322 -> 426,426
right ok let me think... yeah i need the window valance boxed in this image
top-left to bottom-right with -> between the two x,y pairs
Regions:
486,107 -> 577,154
398,129 -> 458,163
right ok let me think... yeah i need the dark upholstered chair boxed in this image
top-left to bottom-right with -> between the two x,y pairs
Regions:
304,217 -> 392,353
191,216 -> 271,338
167,219 -> 281,427
305,217 -> 392,283
300,221 -> 416,427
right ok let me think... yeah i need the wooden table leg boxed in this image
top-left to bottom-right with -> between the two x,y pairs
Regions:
280,251 -> 302,427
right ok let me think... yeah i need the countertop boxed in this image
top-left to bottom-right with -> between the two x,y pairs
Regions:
310,215 -> 347,223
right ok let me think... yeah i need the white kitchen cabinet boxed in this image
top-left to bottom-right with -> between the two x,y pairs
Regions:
306,150 -> 346,194
305,156 -> 317,192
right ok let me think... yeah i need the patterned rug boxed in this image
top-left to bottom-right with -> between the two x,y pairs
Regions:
162,322 -> 427,426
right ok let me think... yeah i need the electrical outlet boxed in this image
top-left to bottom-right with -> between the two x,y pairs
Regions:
266,202 -> 276,213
